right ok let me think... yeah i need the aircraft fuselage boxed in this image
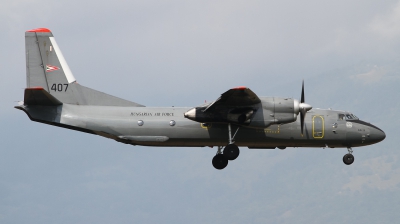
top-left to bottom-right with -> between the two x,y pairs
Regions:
17,104 -> 385,149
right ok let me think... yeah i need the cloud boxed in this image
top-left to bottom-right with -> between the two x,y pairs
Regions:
311,1 -> 400,63
0,0 -> 54,34
342,156 -> 400,193
370,1 -> 400,39
350,66 -> 386,84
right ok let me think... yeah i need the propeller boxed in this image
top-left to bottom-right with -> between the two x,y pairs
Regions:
299,80 -> 312,136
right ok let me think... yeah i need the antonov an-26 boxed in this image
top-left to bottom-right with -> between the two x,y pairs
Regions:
16,28 -> 386,169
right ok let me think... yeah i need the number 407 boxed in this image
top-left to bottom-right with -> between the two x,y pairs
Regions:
51,84 -> 68,92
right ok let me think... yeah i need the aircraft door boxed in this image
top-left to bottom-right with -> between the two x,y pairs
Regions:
312,115 -> 324,138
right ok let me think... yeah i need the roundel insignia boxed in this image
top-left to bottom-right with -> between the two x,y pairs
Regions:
46,64 -> 60,72
346,122 -> 353,128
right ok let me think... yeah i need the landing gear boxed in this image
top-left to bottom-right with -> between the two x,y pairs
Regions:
343,147 -> 354,165
223,144 -> 240,160
212,153 -> 228,170
211,124 -> 241,170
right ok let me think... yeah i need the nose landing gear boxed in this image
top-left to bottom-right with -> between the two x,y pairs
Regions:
212,124 -> 240,170
343,147 -> 354,165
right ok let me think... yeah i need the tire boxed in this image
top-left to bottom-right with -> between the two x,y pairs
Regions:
212,154 -> 228,170
343,153 -> 354,165
223,144 -> 240,160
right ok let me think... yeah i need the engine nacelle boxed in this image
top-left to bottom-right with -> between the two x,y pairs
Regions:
184,97 -> 301,129
247,97 -> 299,128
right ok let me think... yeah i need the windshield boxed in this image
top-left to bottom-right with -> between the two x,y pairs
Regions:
338,113 -> 359,120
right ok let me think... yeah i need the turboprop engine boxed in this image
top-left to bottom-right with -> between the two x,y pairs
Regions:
247,82 -> 312,134
184,97 -> 311,129
184,81 -> 312,134
246,97 -> 311,130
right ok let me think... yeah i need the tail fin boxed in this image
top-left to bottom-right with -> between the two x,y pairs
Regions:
25,28 -> 144,107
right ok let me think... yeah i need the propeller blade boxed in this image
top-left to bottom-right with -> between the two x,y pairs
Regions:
300,111 -> 305,136
301,80 -> 305,103
299,80 -> 312,136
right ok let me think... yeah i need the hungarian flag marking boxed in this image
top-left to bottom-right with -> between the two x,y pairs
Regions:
46,65 -> 60,72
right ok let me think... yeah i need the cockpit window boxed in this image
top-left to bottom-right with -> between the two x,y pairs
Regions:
351,114 -> 359,119
339,113 -> 358,120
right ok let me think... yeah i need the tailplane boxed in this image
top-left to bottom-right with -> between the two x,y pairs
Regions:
24,87 -> 62,106
25,28 -> 144,107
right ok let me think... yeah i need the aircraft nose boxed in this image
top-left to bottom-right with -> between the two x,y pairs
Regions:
369,127 -> 386,143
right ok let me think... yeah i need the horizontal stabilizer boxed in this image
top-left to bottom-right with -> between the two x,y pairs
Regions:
24,87 -> 62,106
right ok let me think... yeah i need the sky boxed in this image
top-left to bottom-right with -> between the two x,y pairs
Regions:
1,0 -> 400,223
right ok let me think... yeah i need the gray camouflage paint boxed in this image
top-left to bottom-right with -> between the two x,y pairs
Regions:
16,29 -> 385,153
16,103 -> 385,148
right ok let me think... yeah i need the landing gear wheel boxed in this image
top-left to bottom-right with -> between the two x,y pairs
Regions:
223,144 -> 240,160
212,154 -> 228,170
343,153 -> 354,165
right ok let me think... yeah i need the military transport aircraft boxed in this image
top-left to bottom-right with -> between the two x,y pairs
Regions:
16,28 -> 386,170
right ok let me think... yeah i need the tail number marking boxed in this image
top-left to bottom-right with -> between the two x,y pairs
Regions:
51,84 -> 69,92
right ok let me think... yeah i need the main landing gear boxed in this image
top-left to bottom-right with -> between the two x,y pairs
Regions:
212,124 -> 240,170
343,147 -> 354,165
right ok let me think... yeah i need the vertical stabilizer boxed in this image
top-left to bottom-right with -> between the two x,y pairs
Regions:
25,28 -> 144,107
26,28 -> 75,90
25,28 -> 50,90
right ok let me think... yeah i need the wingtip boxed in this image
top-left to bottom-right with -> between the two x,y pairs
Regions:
26,28 -> 51,33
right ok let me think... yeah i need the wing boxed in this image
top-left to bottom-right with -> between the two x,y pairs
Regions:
203,86 -> 261,112
185,86 -> 261,124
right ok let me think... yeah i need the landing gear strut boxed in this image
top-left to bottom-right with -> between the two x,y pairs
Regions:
343,147 -> 354,165
211,124 -> 240,170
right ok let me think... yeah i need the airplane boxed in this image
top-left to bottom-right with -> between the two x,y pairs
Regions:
16,28 -> 386,170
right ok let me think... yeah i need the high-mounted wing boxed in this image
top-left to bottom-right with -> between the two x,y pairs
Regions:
203,86 -> 261,112
184,86 -> 261,125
